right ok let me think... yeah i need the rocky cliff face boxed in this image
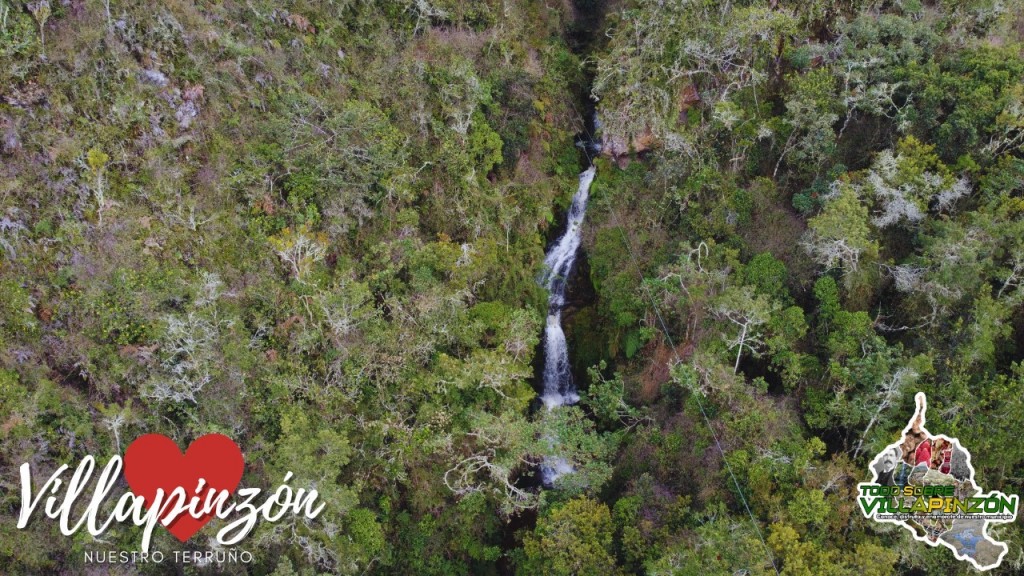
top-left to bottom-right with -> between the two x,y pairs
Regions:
598,83 -> 700,167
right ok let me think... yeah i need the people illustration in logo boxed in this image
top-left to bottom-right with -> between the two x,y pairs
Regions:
933,438 -> 953,475
861,393 -> 1016,571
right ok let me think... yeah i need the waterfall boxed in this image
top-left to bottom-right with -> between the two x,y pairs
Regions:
538,165 -> 596,485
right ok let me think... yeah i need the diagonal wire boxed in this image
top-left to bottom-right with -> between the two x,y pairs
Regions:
607,203 -> 782,576
567,104 -> 779,572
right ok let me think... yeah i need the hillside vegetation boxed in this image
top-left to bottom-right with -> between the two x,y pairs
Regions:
1,0 -> 1023,575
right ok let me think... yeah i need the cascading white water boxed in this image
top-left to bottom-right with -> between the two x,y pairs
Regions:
540,313 -> 576,408
538,166 -> 596,485
540,166 -> 595,408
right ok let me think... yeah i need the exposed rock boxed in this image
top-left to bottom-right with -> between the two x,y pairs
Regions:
175,100 -> 199,128
599,126 -> 657,168
139,69 -> 169,87
600,133 -> 629,158
631,127 -> 656,153
677,83 -> 701,122
286,13 -> 316,34
1,116 -> 20,155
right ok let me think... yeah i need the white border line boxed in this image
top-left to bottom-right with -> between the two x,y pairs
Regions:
857,392 -> 1017,571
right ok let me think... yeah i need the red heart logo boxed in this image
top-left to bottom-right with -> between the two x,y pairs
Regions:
123,434 -> 244,542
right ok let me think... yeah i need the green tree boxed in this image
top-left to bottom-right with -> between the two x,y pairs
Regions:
521,498 -> 622,576
803,183 -> 878,280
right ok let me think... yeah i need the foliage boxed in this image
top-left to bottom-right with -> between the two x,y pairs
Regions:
2,0 -> 1024,573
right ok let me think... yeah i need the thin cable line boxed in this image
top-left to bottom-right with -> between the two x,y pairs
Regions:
607,205 -> 781,576
569,104 -> 778,572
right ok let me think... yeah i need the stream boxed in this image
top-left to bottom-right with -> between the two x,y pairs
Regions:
538,165 -> 596,485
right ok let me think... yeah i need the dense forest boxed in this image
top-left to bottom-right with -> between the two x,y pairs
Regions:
1,0 -> 1023,574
